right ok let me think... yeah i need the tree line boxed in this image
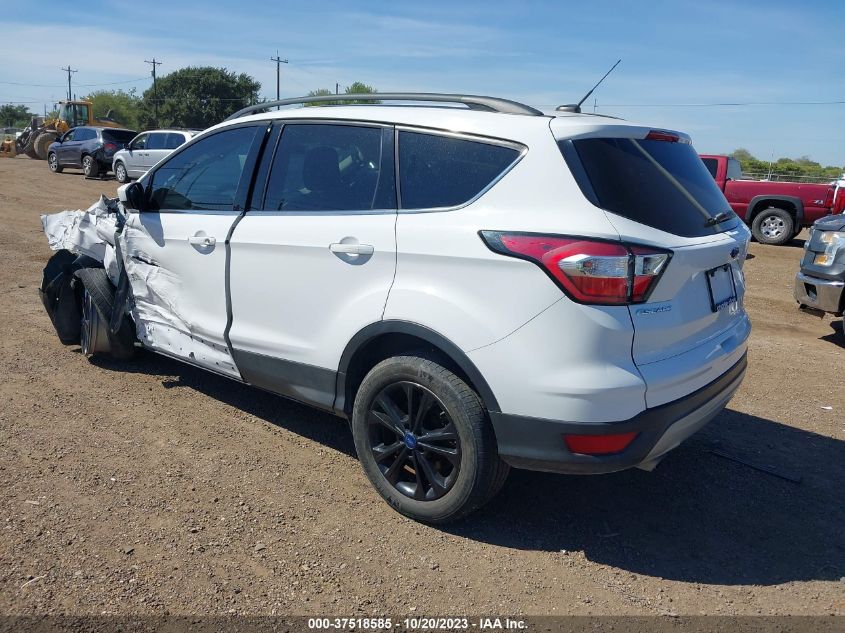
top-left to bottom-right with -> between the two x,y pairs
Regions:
729,148 -> 843,181
0,68 -> 378,131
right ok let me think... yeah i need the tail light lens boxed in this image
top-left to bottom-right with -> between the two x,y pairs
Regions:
823,187 -> 835,210
564,432 -> 638,455
103,142 -> 118,153
480,232 -> 670,305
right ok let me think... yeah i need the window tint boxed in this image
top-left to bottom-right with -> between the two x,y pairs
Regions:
131,134 -> 147,150
398,131 -> 519,209
75,128 -> 95,141
702,158 -> 718,179
147,132 -> 168,150
165,132 -> 186,149
263,124 -> 393,212
148,126 -> 259,212
103,129 -> 136,144
565,138 -> 737,237
727,158 -> 743,181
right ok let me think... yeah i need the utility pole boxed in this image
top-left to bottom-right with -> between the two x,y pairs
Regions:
336,83 -> 339,95
270,51 -> 288,108
145,57 -> 163,126
61,65 -> 77,101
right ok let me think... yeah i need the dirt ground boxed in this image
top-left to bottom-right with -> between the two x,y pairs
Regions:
0,155 -> 843,617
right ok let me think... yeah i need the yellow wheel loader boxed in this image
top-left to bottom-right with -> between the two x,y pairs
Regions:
16,100 -> 123,160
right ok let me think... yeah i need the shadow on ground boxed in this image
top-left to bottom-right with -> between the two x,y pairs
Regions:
91,351 -> 845,587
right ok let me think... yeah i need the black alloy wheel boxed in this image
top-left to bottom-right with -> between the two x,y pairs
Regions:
367,381 -> 461,501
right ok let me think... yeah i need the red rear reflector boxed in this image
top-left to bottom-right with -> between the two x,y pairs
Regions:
564,432 -> 638,455
480,232 -> 670,305
645,130 -> 680,143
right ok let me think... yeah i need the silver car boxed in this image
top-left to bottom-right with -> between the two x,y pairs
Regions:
112,129 -> 200,183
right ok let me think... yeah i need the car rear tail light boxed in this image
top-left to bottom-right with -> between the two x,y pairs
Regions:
480,232 -> 670,305
823,187 -> 835,210
564,432 -> 638,455
645,130 -> 680,143
104,142 -> 118,152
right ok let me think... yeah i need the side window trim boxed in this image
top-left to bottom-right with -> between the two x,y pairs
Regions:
394,125 -> 527,213
248,119 -> 397,216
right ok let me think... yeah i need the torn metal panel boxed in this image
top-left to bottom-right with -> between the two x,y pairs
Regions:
41,197 -> 240,378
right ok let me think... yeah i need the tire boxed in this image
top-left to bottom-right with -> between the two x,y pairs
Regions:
34,131 -> 57,160
48,152 -> 63,173
76,268 -> 136,360
351,355 -> 505,523
114,161 -> 128,183
82,155 -> 99,178
751,207 -> 794,245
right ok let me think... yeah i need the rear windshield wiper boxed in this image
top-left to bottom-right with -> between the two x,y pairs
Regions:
704,211 -> 731,227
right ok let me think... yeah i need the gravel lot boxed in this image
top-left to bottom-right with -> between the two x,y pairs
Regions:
0,155 -> 843,617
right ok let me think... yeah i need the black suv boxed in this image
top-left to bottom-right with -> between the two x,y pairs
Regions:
47,126 -> 137,177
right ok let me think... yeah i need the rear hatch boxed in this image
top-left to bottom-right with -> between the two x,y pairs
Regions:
559,129 -> 751,406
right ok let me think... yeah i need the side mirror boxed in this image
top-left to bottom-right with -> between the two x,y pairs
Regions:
118,181 -> 146,212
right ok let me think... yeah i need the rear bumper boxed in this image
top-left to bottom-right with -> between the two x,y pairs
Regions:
490,353 -> 747,474
794,271 -> 844,316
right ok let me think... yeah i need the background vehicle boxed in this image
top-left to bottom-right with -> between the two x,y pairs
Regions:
42,93 -> 750,523
794,215 -> 845,319
112,129 -> 200,183
16,100 -> 123,161
47,126 -> 137,177
700,154 -> 840,245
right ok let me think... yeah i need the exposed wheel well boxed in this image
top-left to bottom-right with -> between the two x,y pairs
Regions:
749,199 -> 796,222
340,331 -> 495,417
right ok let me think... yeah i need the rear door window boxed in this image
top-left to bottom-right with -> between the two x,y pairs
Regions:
727,158 -> 743,181
563,138 -> 737,237
702,157 -> 718,178
75,128 -> 96,141
263,123 -> 394,212
147,132 -> 168,150
398,131 -> 520,209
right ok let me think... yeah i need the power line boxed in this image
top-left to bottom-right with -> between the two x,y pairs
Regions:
0,77 -> 149,88
60,65 -> 77,100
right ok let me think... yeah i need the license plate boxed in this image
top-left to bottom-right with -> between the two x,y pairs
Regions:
705,264 -> 737,312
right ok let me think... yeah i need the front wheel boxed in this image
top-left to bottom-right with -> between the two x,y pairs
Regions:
351,355 -> 507,523
114,161 -> 128,183
82,155 -> 99,178
48,152 -> 63,173
751,208 -> 794,245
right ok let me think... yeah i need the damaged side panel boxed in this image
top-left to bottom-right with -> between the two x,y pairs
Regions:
41,197 -> 242,379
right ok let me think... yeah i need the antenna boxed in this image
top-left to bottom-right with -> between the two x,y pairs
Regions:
557,59 -> 621,113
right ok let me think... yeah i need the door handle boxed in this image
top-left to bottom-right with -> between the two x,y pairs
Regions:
330,242 -> 374,255
188,235 -> 216,247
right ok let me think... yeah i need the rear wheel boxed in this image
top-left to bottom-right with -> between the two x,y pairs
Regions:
351,355 -> 506,523
82,155 -> 99,178
114,161 -> 128,183
751,207 -> 794,246
48,152 -> 63,173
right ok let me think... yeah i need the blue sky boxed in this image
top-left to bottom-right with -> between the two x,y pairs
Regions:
2,0 -> 843,165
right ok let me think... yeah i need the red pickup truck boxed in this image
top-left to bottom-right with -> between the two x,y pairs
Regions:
700,154 -> 842,245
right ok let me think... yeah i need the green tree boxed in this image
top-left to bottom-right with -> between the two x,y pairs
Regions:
82,89 -> 141,129
729,148 -> 843,182
138,66 -> 261,129
305,82 -> 379,106
0,104 -> 33,127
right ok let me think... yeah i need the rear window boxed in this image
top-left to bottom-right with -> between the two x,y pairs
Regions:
398,131 -> 520,209
103,129 -> 137,144
563,138 -> 737,237
702,157 -> 718,178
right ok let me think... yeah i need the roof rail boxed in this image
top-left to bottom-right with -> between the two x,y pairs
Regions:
225,93 -> 544,121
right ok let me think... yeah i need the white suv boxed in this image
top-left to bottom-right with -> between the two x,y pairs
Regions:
112,129 -> 200,183
40,93 -> 751,523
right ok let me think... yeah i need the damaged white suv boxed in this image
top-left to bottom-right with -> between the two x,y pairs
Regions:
40,93 -> 751,523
